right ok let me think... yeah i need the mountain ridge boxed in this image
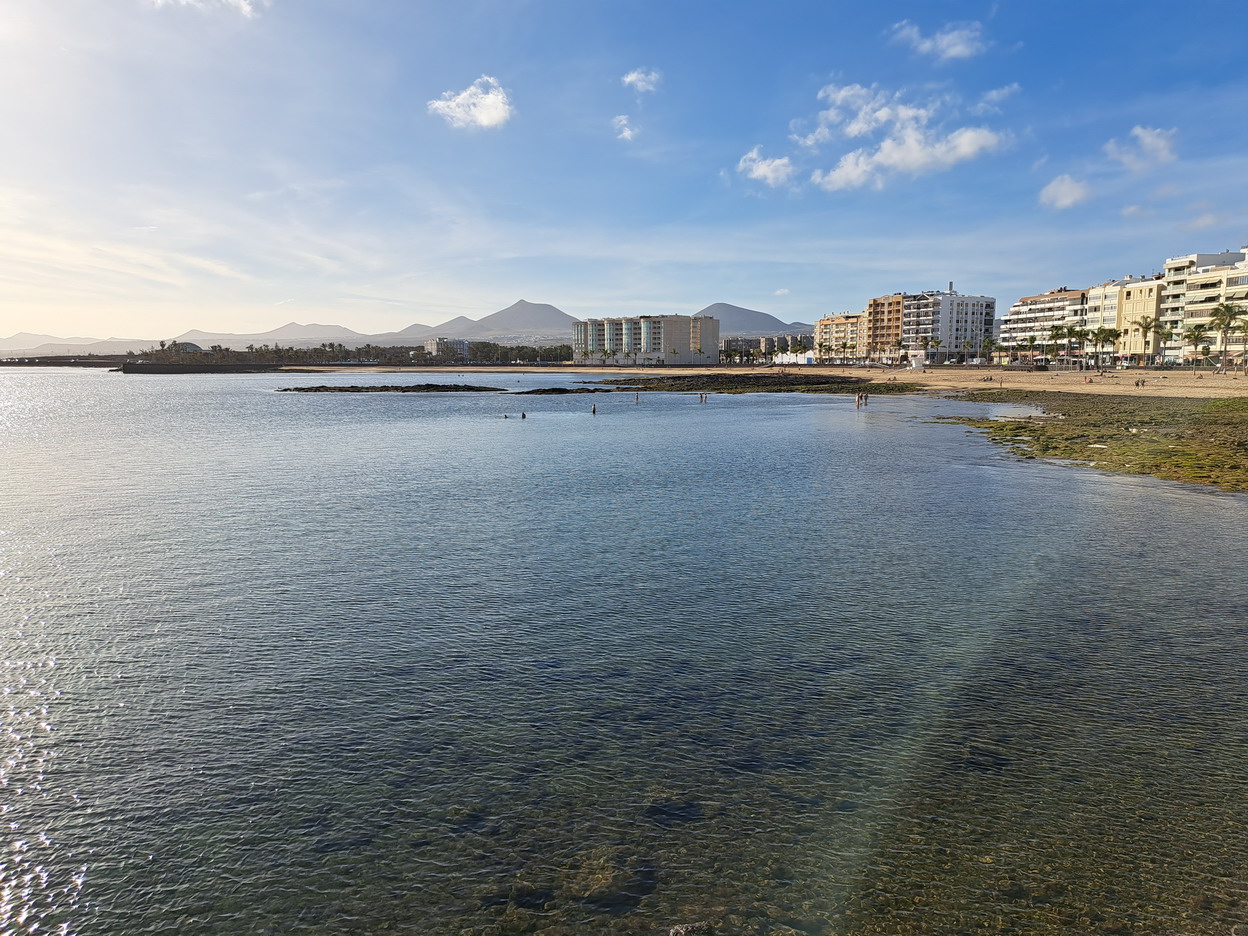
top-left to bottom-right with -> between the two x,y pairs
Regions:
5,299 -> 812,355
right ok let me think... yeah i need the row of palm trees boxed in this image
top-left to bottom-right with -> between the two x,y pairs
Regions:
1015,302 -> 1247,369
811,336 -> 999,365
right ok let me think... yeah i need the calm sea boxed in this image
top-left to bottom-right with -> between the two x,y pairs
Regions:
2,368 -> 1246,936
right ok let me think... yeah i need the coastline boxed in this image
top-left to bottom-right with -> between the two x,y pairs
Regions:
280,364 -> 1248,400
277,364 -> 1248,491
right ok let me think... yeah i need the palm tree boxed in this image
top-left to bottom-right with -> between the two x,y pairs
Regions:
1207,302 -> 1244,371
981,337 -> 999,365
930,338 -> 943,364
1184,323 -> 1212,371
1024,335 -> 1039,364
1048,325 -> 1066,363
1153,323 -> 1174,366
1134,315 -> 1157,365
1069,328 -> 1090,369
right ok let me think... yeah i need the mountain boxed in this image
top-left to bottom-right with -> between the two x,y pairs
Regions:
4,301 -> 581,357
470,299 -> 578,335
1,332 -> 103,352
174,322 -> 367,348
696,303 -> 809,336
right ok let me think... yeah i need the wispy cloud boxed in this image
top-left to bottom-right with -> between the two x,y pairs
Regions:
737,146 -> 796,188
612,115 -> 637,141
890,20 -> 989,62
800,83 -> 1004,191
622,69 -> 661,93
1104,126 -> 1177,171
774,288 -> 790,296
150,0 -> 268,17
971,82 -> 1020,115
1039,174 -> 1090,209
1183,212 -> 1219,230
427,76 -> 513,130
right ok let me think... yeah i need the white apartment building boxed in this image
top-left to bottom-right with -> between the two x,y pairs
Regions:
423,338 -> 470,359
572,315 -> 720,366
901,287 -> 996,361
998,288 -> 1086,355
1157,248 -> 1248,362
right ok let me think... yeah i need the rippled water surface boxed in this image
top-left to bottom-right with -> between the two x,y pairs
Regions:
2,368 -> 1246,935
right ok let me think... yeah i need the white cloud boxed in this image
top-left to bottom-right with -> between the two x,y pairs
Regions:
150,0 -> 267,16
612,115 -> 637,141
1039,174 -> 1090,209
1104,126 -> 1177,171
1183,212 -> 1219,230
971,82 -> 1020,115
802,83 -> 1004,191
890,20 -> 989,62
1121,204 -> 1148,217
774,288 -> 790,296
622,69 -> 661,93
737,146 -> 796,188
427,76 -> 513,130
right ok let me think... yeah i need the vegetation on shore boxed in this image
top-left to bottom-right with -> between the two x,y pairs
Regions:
591,373 -> 923,394
947,390 -> 1248,491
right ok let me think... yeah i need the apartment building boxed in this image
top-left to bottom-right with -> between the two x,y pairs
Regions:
423,338 -> 470,360
813,313 -> 864,359
901,287 -> 996,360
1159,249 -> 1246,361
864,294 -> 905,357
572,315 -> 720,366
999,288 -> 1087,355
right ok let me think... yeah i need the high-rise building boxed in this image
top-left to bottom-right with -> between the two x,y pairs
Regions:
900,288 -> 996,361
1160,248 -> 1248,362
572,315 -> 720,366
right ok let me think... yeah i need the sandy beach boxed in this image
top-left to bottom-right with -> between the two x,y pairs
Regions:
286,364 -> 1248,399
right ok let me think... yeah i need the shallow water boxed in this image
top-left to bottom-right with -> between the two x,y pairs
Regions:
2,368 -> 1246,935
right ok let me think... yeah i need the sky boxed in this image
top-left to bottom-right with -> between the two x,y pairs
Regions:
3,0 -> 1248,340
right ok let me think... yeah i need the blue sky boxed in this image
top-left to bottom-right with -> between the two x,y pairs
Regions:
3,0 -> 1248,339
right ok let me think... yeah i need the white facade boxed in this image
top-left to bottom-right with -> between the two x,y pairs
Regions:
572,315 -> 720,366
901,289 -> 996,360
1160,249 -> 1246,362
423,337 -> 469,359
999,288 -> 1086,354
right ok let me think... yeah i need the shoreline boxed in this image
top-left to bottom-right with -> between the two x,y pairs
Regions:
280,364 -> 1248,400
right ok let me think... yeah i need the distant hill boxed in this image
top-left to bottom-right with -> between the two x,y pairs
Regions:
696,303 -> 810,336
4,301 -> 581,357
175,322 -> 367,348
1,332 -> 104,352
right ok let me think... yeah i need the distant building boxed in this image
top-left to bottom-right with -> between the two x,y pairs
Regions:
423,338 -> 469,360
822,285 -> 996,363
572,315 -> 720,366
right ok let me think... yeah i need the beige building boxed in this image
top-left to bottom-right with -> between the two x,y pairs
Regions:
813,313 -> 864,360
1115,277 -> 1164,362
572,314 -> 720,366
1160,249 -> 1246,362
864,294 -> 905,359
